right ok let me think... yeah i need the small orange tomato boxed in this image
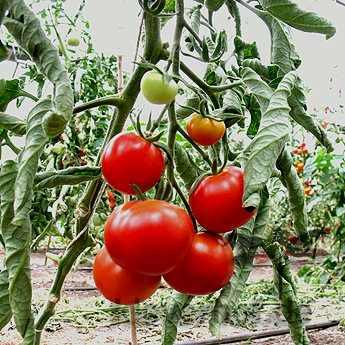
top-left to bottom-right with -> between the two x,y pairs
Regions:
186,113 -> 225,147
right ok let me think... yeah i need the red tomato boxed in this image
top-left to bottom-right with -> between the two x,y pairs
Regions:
104,200 -> 195,276
189,166 -> 256,233
93,247 -> 161,305
186,113 -> 225,147
324,226 -> 331,233
163,232 -> 235,295
101,132 -> 165,195
289,235 -> 299,244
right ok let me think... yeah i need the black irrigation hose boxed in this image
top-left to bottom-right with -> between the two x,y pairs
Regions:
174,320 -> 342,345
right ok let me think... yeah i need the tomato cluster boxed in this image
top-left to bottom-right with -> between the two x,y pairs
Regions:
94,130 -> 257,303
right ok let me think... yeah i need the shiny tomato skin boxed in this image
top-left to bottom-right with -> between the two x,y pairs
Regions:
186,113 -> 225,147
104,200 -> 195,276
101,132 -> 164,195
93,247 -> 161,305
163,232 -> 235,295
189,166 -> 256,233
141,70 -> 178,105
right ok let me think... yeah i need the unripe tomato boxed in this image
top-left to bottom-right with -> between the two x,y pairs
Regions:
93,247 -> 161,305
101,132 -> 164,195
186,113 -> 226,147
67,37 -> 80,47
189,166 -> 256,233
163,232 -> 234,295
140,70 -> 178,105
104,200 -> 195,276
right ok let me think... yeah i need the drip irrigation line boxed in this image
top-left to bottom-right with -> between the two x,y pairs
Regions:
174,319 -> 342,345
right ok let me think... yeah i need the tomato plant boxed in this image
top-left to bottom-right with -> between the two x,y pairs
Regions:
140,70 -> 178,105
189,166 -> 256,233
0,0 -> 339,344
186,113 -> 226,147
104,200 -> 195,276
101,131 -> 165,195
93,247 -> 161,305
163,231 -> 234,295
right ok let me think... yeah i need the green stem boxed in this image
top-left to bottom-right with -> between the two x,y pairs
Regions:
180,61 -> 220,108
0,131 -> 21,154
34,8 -> 167,343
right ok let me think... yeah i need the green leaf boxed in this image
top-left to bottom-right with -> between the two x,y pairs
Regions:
243,71 -> 298,210
260,0 -> 336,38
288,79 -> 334,153
0,160 -> 35,342
209,191 -> 271,338
241,66 -> 272,114
257,11 -> 301,73
0,79 -> 38,112
33,166 -> 102,191
0,112 -> 26,136
264,243 -> 310,345
242,58 -> 280,83
161,291 -> 194,345
13,99 -> 50,226
0,0 -> 13,25
205,0 -> 225,12
210,30 -> 228,61
174,142 -> 199,191
0,267 -> 12,331
4,0 -> 74,138
276,148 -> 311,245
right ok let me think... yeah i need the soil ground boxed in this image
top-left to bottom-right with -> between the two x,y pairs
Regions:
0,248 -> 344,345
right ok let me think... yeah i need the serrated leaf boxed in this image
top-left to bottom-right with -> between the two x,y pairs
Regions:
0,112 -> 26,136
242,58 -> 280,83
288,78 -> 334,153
4,0 -> 73,138
174,142 -> 199,191
0,0 -> 13,25
0,160 -> 35,342
33,166 -> 102,190
241,66 -> 272,114
257,11 -> 301,73
264,243 -> 310,344
0,79 -> 38,111
243,71 -> 298,210
161,291 -> 194,345
13,99 -> 50,226
276,148 -> 311,245
210,30 -> 227,61
0,267 -> 12,331
260,0 -> 336,38
209,192 -> 270,338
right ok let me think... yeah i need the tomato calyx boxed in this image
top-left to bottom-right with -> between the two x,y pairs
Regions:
131,111 -> 174,166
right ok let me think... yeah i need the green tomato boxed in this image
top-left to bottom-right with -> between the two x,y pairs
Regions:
140,70 -> 178,105
67,37 -> 80,47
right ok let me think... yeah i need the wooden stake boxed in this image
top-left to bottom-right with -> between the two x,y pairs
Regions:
118,54 -> 124,92
129,304 -> 138,345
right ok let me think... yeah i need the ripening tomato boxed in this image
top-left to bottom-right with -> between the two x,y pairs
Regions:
104,200 -> 195,276
186,113 -> 226,147
189,166 -> 256,233
101,132 -> 165,195
163,232 -> 235,295
93,247 -> 161,305
140,70 -> 178,105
